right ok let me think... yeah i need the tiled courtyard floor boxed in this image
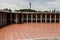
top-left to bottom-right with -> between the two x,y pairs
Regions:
0,23 -> 60,40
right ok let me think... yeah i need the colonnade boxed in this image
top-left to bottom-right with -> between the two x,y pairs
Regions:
0,13 -> 7,25
21,13 -> 60,23
0,13 -> 60,25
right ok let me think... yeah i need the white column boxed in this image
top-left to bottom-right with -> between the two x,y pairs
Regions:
27,14 -> 28,23
55,14 -> 56,23
1,13 -> 2,24
1,13 -> 3,24
2,13 -> 4,24
3,13 -> 5,24
17,14 -> 19,23
4,13 -> 6,24
45,14 -> 47,23
10,13 -> 12,24
36,13 -> 37,23
41,14 -> 42,23
39,14 -> 41,23
5,13 -> 7,24
15,14 -> 18,24
31,14 -> 33,23
59,14 -> 60,23
50,14 -> 51,23
0,13 -> 1,24
4,13 -> 5,24
22,14 -> 23,23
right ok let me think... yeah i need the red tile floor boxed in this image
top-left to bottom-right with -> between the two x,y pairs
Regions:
0,23 -> 60,40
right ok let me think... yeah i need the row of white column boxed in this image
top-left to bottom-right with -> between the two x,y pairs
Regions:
22,14 -> 48,23
0,13 -> 2,24
10,13 -> 19,24
0,13 -> 7,25
22,14 -> 60,23
9,13 -> 60,23
2,13 -> 59,24
1,13 -> 60,24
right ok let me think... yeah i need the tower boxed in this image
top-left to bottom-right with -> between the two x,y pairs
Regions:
29,3 -> 31,9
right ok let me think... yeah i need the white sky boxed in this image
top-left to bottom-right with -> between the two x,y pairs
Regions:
0,0 -> 60,11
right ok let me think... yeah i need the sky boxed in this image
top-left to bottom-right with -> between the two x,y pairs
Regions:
0,0 -> 60,11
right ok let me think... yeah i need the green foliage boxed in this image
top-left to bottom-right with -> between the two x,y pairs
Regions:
15,9 -> 37,12
44,11 -> 49,12
3,8 -> 12,12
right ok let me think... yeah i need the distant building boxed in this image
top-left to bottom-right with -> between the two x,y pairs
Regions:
0,10 -> 60,26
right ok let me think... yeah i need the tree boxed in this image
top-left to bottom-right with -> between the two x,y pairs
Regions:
44,11 -> 49,12
52,9 -> 56,12
3,8 -> 9,11
15,9 -> 37,12
3,8 -> 12,12
9,9 -> 12,12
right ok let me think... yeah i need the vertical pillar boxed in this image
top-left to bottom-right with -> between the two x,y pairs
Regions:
6,13 -> 7,24
55,14 -> 56,23
5,13 -> 6,24
0,14 -> 1,24
50,14 -> 51,23
22,14 -> 23,23
45,14 -> 47,23
3,13 -> 5,24
17,14 -> 19,23
16,14 -> 18,24
41,14 -> 42,23
1,13 -> 2,24
2,13 -> 4,24
4,13 -> 5,24
1,13 -> 3,24
36,13 -> 37,23
2,13 -> 3,24
10,13 -> 12,24
27,14 -> 28,23
31,14 -> 33,23
4,13 -> 6,24
59,14 -> 60,23
39,14 -> 41,22
5,13 -> 7,24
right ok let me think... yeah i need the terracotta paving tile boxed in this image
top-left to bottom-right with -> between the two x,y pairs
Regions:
0,23 -> 60,40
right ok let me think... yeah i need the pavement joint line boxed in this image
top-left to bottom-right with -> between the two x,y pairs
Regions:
0,29 -> 4,38
24,31 -> 32,39
39,33 -> 48,37
0,29 -> 5,40
32,32 -> 38,38
16,27 -> 24,40
21,31 -> 26,39
29,32 -> 36,38
37,33 -> 46,38
11,29 -> 12,40
15,26 -> 20,40
37,33 -> 45,37
4,29 -> 8,40
34,32 -> 42,38
1,23 -> 60,40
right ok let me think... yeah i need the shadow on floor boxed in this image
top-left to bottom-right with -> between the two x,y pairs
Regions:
0,24 -> 12,29
0,23 -> 24,29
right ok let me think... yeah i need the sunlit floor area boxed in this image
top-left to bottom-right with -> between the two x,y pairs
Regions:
0,23 -> 60,40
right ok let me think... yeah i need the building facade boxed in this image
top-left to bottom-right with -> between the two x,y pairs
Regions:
0,11 -> 60,26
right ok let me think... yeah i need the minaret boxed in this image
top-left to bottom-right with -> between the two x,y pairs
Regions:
29,2 -> 31,9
